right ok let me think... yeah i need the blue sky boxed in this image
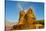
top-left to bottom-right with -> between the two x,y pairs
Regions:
6,1 -> 44,22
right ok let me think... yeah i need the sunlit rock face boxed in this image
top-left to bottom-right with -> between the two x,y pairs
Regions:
18,10 -> 26,24
25,8 -> 36,29
25,8 -> 36,24
12,8 -> 36,29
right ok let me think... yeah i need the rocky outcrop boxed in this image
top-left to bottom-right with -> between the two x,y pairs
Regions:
12,8 -> 37,30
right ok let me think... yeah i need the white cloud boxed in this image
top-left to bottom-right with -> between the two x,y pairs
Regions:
17,2 -> 23,11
